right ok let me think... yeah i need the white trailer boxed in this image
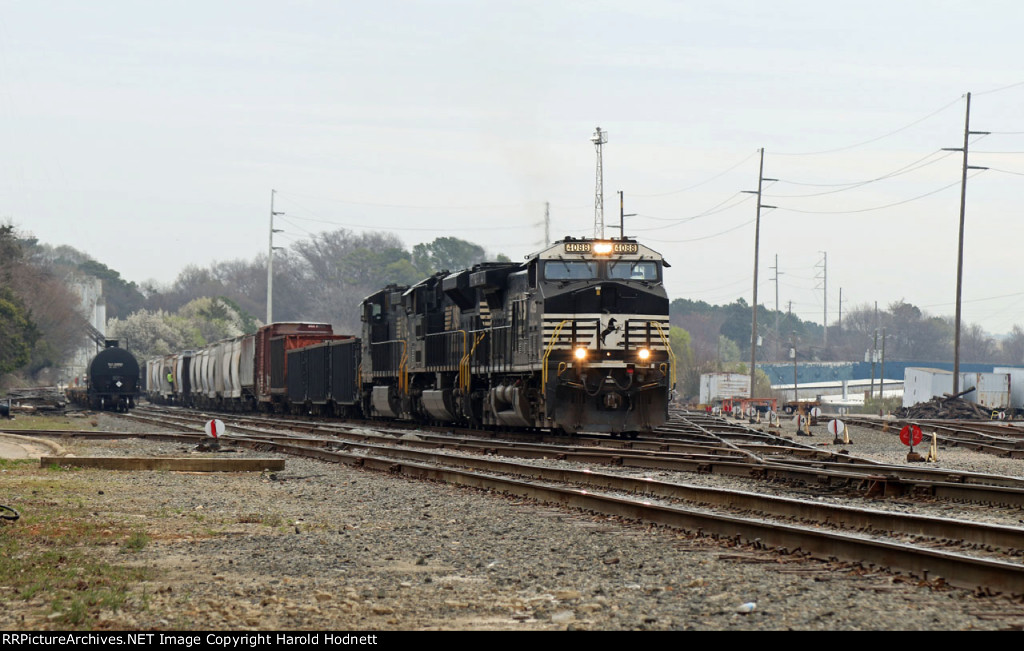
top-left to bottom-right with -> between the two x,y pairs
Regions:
699,372 -> 750,405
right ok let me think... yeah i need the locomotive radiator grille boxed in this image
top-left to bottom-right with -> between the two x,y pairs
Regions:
542,314 -> 670,351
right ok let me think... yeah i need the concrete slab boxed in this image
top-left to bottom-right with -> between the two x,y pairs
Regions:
39,456 -> 285,472
0,432 -> 66,460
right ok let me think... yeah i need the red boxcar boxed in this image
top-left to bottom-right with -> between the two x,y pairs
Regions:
254,322 -> 349,410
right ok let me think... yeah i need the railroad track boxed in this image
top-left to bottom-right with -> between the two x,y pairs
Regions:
846,416 -> 1024,458
106,406 -> 1024,506
22,406 -> 1024,505
11,407 -> 1024,596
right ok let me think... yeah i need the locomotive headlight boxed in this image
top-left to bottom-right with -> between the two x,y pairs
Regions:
574,347 -> 588,360
638,348 -> 651,361
593,241 -> 613,254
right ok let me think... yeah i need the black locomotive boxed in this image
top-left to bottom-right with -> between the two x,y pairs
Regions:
151,236 -> 674,437
292,236 -> 674,436
69,340 -> 140,412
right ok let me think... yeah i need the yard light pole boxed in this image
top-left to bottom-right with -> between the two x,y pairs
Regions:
267,189 -> 285,325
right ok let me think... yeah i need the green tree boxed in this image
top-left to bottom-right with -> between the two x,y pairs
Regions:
176,297 -> 247,345
411,237 -> 486,275
0,287 -> 38,375
669,326 -> 703,398
107,309 -> 192,364
717,335 -> 742,368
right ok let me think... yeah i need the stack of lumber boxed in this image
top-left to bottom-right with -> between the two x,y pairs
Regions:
903,388 -> 992,420
3,386 -> 68,412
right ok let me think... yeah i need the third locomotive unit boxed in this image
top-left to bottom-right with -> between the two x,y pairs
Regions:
147,236 -> 674,437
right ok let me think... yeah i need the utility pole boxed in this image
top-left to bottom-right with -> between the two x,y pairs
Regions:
790,332 -> 798,403
880,327 -> 887,404
617,190 -> 636,239
266,189 -> 284,325
838,287 -> 843,329
742,148 -> 777,397
942,92 -> 989,393
869,329 -> 878,399
771,254 -> 783,358
592,127 -> 608,238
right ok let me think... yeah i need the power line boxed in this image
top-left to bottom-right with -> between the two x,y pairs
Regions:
988,167 -> 1024,177
775,173 -> 985,215
767,150 -> 956,196
920,290 -> 1024,309
975,80 -> 1024,96
630,150 -> 760,198
654,218 -> 756,243
275,189 -> 535,211
772,96 -> 962,157
629,192 -> 753,231
285,213 -> 527,233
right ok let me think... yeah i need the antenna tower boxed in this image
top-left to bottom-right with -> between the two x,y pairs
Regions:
591,127 -> 608,238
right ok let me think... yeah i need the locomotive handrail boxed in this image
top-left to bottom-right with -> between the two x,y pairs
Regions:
650,321 -> 676,388
446,329 -> 466,389
541,320 -> 571,388
399,340 -> 408,395
460,332 -> 487,392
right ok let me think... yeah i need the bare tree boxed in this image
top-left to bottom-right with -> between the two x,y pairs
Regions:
1001,326 -> 1024,365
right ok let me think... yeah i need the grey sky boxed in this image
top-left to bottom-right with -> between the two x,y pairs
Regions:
2,1 -> 1023,334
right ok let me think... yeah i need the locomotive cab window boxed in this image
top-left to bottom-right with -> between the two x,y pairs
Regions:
363,302 -> 383,323
608,260 -> 659,282
543,260 -> 597,280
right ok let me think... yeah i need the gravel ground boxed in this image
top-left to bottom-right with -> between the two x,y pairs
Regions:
3,412 -> 1024,631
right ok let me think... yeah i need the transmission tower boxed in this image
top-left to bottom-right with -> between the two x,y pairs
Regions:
592,127 -> 607,238
544,201 -> 550,244
815,251 -> 827,348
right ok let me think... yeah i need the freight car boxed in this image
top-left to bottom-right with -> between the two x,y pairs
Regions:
67,340 -> 139,411
145,323 -> 344,412
150,236 -> 674,437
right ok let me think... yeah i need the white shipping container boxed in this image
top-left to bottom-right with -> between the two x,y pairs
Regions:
902,368 -> 953,408
902,367 -> 1010,408
960,372 -> 1010,409
699,372 -> 750,405
994,367 -> 1024,410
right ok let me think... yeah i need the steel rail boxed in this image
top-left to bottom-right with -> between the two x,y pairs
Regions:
73,409 -> 1024,507
236,436 -> 1024,596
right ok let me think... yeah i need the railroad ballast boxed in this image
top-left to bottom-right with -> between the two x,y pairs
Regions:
145,236 -> 675,437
